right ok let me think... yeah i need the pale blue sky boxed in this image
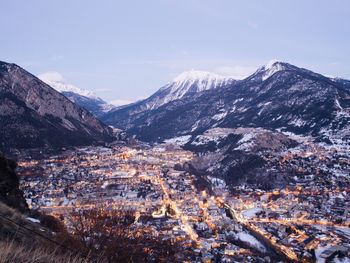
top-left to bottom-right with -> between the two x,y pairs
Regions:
1,0 -> 349,103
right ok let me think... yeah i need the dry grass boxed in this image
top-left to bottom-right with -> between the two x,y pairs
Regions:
0,202 -> 99,263
0,201 -> 52,244
0,201 -> 26,225
0,239 -> 91,263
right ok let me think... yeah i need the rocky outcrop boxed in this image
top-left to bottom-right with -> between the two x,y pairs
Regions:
0,154 -> 28,212
185,128 -> 299,189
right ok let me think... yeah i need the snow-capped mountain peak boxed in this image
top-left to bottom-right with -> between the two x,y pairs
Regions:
38,72 -> 98,99
160,70 -> 235,99
145,70 -> 236,109
102,61 -> 350,144
263,59 -> 285,69
173,69 -> 232,83
49,81 -> 97,99
247,60 -> 292,82
258,60 -> 288,81
38,72 -> 115,117
172,70 -> 235,88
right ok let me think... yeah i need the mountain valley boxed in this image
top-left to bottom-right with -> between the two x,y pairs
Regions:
1,60 -> 350,262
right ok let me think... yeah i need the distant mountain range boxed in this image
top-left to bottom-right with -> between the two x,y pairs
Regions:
2,59 -> 349,157
38,73 -> 115,117
0,61 -> 114,151
102,61 -> 350,145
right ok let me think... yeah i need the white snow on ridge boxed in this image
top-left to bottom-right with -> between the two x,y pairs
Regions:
145,70 -> 236,111
192,128 -> 236,146
261,61 -> 285,81
238,132 -> 254,144
38,72 -> 98,99
160,70 -> 235,102
100,103 -> 116,113
212,111 -> 228,121
335,98 -> 343,110
191,120 -> 201,132
265,59 -> 282,69
191,127 -> 268,150
234,132 -> 255,151
173,70 -> 234,84
252,59 -> 287,81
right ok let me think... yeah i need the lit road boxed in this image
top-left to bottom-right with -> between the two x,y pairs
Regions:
222,203 -> 299,262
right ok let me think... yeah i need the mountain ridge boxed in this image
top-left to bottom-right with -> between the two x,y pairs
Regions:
102,69 -> 237,128
38,72 -> 115,117
0,60 -> 114,151
102,61 -> 350,143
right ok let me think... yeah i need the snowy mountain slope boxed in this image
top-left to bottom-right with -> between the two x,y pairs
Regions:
185,127 -> 299,189
38,72 -> 97,98
60,91 -> 115,117
102,70 -> 236,126
38,73 -> 115,117
103,61 -> 350,144
156,70 -> 236,108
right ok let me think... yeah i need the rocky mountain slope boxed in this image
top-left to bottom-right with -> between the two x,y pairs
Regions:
39,73 -> 114,117
0,61 -> 114,151
59,91 -> 114,118
102,70 -> 236,129
103,61 -> 350,144
183,128 -> 300,189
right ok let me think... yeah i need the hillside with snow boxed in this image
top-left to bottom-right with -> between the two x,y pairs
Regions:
101,70 -> 236,126
38,72 -> 115,117
102,61 -> 350,145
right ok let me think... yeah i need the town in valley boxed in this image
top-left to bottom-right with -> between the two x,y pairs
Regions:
18,136 -> 350,262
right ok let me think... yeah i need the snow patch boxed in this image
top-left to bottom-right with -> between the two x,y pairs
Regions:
164,135 -> 192,146
253,60 -> 287,81
335,98 -> 343,110
234,132 -> 255,151
26,217 -> 40,224
289,118 -> 306,127
192,128 -> 235,146
207,176 -> 226,188
191,120 -> 201,132
212,111 -> 228,121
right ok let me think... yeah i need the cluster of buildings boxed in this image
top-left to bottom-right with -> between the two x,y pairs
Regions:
17,145 -> 273,262
17,137 -> 350,262
216,138 -> 350,262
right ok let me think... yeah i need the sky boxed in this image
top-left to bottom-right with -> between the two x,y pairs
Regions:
1,0 -> 349,105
